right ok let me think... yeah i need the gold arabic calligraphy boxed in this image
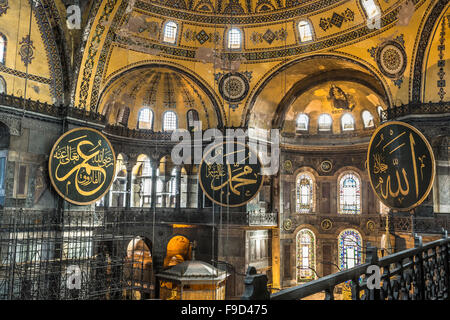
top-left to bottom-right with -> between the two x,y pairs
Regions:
204,146 -> 258,198
53,135 -> 114,197
371,126 -> 430,206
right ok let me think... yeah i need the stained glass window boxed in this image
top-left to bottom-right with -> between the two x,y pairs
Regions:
362,110 -> 374,128
163,111 -> 177,131
227,28 -> 242,49
338,229 -> 362,270
341,113 -> 355,131
361,0 -> 381,19
296,114 -> 309,131
163,21 -> 178,44
339,172 -> 361,214
296,229 -> 316,281
318,114 -> 332,131
296,173 -> 314,213
298,20 -> 313,42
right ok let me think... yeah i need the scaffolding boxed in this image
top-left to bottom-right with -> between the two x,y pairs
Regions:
0,208 -> 154,300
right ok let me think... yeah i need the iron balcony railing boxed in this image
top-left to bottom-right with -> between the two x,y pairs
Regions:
97,207 -> 277,227
243,231 -> 450,300
381,101 -> 450,121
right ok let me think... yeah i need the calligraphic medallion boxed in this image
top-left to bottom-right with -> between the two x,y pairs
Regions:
320,219 -> 333,230
367,121 -> 435,211
199,141 -> 264,207
48,127 -> 116,205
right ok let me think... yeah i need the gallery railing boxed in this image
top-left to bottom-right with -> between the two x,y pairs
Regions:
292,213 -> 450,235
0,93 -> 105,124
381,101 -> 450,121
98,208 -> 277,227
242,231 -> 450,300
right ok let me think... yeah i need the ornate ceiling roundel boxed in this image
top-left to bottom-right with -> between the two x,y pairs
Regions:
218,73 -> 250,103
376,41 -> 407,79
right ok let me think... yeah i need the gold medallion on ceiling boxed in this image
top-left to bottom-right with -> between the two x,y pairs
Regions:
366,220 -> 376,232
320,219 -> 333,231
283,218 -> 292,231
218,73 -> 250,103
320,160 -> 332,173
283,160 -> 293,174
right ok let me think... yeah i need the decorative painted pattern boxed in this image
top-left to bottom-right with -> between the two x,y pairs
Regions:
319,8 -> 355,32
19,35 -> 35,66
135,0 -> 345,24
437,16 -> 447,101
30,0 -> 64,102
183,29 -> 221,45
0,0 -> 8,16
78,0 -> 116,109
114,9 -> 400,62
250,28 -> 287,45
411,0 -> 449,102
90,0 -> 129,112
369,35 -> 406,88
0,63 -> 51,85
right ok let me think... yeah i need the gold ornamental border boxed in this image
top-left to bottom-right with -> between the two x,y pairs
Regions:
366,121 -> 436,212
48,127 -> 117,206
198,141 -> 265,208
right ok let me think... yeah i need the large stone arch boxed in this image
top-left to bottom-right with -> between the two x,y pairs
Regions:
243,54 -> 392,129
96,63 -> 225,129
411,0 -> 450,102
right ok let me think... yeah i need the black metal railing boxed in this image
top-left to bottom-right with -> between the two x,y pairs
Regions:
242,231 -> 450,300
97,207 -> 277,227
0,93 -> 106,124
382,101 -> 450,121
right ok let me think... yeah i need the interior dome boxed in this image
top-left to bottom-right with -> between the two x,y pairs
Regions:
98,66 -> 221,131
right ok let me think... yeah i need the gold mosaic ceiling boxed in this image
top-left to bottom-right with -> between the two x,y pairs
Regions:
146,0 -> 317,15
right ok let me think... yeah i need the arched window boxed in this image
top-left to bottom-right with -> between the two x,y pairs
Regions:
341,113 -> 355,131
296,114 -> 309,131
298,20 -> 313,42
296,173 -> 314,213
339,172 -> 361,214
361,110 -> 374,128
361,0 -> 381,19
162,111 -> 177,131
227,28 -> 242,50
187,109 -> 200,131
137,107 -> 153,130
318,114 -> 332,132
338,229 -> 362,270
163,21 -> 178,44
0,76 -> 6,94
0,34 -> 6,64
296,229 -> 316,282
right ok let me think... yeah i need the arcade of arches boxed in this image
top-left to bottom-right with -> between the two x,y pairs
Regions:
0,0 -> 449,300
